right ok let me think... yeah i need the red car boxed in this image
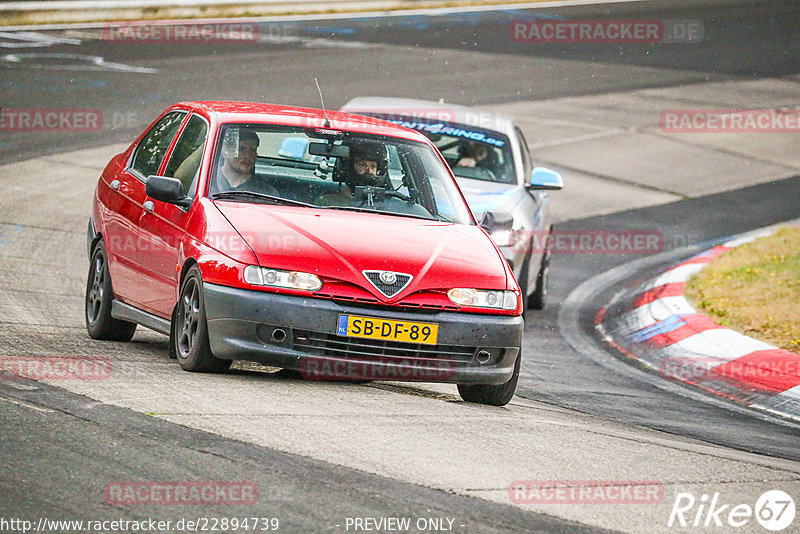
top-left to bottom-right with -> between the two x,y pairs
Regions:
86,102 -> 523,405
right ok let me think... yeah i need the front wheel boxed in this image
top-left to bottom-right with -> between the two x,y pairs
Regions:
85,240 -> 137,341
528,247 -> 549,311
172,265 -> 231,373
457,354 -> 520,406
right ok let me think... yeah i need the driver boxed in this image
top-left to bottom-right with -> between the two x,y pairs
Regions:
315,139 -> 430,218
315,139 -> 391,207
455,140 -> 490,168
211,128 -> 279,196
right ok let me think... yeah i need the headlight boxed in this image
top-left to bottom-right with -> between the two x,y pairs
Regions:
244,266 -> 323,291
447,288 -> 518,310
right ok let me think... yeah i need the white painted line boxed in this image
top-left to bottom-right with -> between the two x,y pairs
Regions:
771,385 -> 800,400
619,295 -> 696,329
0,0 -> 651,30
723,231 -> 772,248
672,329 -> 776,361
2,0 -> 649,11
0,395 -> 55,413
2,52 -> 157,73
651,262 -> 705,286
1,382 -> 39,391
528,128 -> 634,149
0,30 -> 82,48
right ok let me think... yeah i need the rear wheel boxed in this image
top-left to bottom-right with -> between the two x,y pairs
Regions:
173,265 -> 231,373
85,241 -> 137,341
457,354 -> 520,406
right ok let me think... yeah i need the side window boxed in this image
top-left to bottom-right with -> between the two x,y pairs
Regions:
163,115 -> 208,197
130,111 -> 186,180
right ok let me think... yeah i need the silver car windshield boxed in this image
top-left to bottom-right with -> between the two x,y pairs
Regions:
369,117 -> 515,184
210,124 -> 473,224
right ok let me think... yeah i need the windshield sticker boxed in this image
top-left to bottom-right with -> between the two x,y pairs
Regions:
389,120 -> 506,147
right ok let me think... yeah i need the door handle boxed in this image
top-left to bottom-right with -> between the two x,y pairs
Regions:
110,180 -> 120,190
143,200 -> 154,211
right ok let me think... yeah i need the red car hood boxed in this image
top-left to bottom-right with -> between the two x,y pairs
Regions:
214,202 -> 509,301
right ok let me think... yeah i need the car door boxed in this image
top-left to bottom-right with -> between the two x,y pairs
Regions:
104,110 -> 186,306
514,126 -> 547,290
137,113 -> 209,318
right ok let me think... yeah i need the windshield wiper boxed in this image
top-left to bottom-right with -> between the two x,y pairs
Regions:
211,191 -> 314,207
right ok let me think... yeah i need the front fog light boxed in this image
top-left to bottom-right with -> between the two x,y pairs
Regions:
244,265 -> 322,291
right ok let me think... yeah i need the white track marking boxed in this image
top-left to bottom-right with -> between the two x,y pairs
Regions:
0,31 -> 81,48
671,329 -> 778,361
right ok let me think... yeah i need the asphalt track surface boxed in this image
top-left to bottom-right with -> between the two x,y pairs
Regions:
2,380 -> 601,533
1,0 -> 800,531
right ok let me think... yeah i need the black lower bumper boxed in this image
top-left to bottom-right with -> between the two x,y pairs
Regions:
203,283 -> 523,385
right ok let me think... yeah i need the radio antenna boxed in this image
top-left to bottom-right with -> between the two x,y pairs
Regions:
314,77 -> 331,128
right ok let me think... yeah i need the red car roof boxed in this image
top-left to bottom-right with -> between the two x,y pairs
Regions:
175,101 -> 428,143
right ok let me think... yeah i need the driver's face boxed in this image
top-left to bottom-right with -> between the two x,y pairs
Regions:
472,145 -> 488,161
353,158 -> 378,175
229,140 -> 258,174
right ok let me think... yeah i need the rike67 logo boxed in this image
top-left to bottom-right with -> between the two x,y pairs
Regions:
668,490 -> 795,531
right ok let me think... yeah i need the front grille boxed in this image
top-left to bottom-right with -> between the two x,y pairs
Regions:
311,292 -> 460,312
363,271 -> 412,298
293,329 -> 476,363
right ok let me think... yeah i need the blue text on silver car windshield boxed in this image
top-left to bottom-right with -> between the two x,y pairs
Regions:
389,120 -> 506,147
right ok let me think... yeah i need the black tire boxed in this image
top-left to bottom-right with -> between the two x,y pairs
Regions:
85,241 -> 137,341
457,353 -> 520,406
528,247 -> 549,311
172,265 -> 231,373
517,250 -> 533,315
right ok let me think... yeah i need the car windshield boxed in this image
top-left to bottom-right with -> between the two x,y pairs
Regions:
209,124 -> 473,224
358,115 -> 515,184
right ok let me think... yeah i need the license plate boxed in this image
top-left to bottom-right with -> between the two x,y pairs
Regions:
336,314 -> 439,345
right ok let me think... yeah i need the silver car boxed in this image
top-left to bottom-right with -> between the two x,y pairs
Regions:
342,97 -> 563,311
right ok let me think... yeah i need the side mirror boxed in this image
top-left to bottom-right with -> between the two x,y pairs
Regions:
146,175 -> 192,208
528,167 -> 564,190
479,210 -> 514,233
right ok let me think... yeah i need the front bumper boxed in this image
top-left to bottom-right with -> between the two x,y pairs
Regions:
203,283 -> 523,385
